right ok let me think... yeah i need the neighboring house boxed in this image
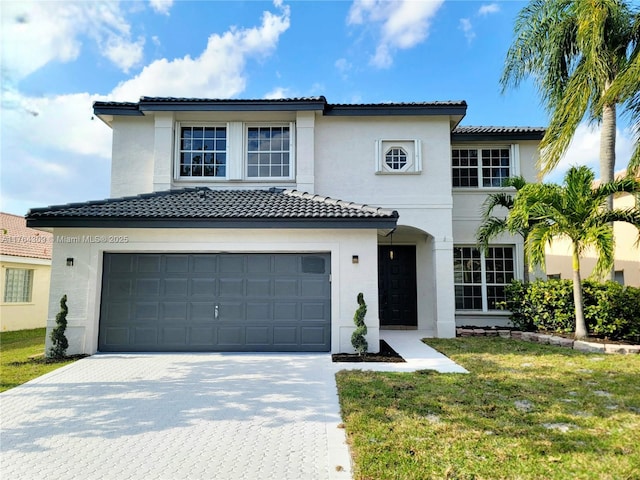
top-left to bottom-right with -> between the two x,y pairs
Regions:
545,171 -> 640,286
1,212 -> 53,331
26,97 -> 544,355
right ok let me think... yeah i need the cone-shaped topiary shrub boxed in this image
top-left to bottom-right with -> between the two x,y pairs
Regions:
49,294 -> 69,359
351,292 -> 368,356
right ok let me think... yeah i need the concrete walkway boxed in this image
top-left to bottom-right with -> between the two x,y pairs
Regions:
1,333 -> 465,480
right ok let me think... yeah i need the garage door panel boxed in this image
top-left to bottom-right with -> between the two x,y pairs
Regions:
301,302 -> 328,320
136,279 -> 161,296
164,278 -> 188,296
191,278 -> 216,296
273,326 -> 297,345
106,279 -> 133,297
219,278 -> 244,296
274,279 -> 298,296
104,327 -> 129,345
165,255 -> 190,273
161,327 -> 187,345
301,326 -> 327,345
193,255 -> 217,273
245,326 -> 270,345
300,278 -> 328,297
247,255 -> 271,273
137,256 -> 161,273
246,278 -> 270,296
190,302 -> 215,322
162,302 -> 188,321
220,256 -> 244,273
274,255 -> 298,274
132,327 -> 158,344
247,302 -> 271,320
219,302 -> 244,321
218,326 -> 243,345
134,303 -> 159,321
99,253 -> 330,352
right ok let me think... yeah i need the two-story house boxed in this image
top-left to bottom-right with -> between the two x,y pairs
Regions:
26,97 -> 544,355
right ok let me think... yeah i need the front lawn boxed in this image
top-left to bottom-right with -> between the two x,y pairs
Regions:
0,328 -> 79,393
336,337 -> 640,480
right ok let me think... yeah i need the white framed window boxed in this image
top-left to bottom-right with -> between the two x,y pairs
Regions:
452,146 -> 517,188
177,124 -> 227,179
375,140 -> 422,174
4,268 -> 33,303
246,124 -> 294,179
453,245 -> 515,311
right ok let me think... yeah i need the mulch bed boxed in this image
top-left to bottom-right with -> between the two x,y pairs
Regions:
332,339 -> 406,363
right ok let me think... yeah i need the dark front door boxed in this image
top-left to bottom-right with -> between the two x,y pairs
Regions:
378,245 -> 418,327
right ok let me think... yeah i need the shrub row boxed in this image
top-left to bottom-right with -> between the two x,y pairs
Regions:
500,279 -> 640,341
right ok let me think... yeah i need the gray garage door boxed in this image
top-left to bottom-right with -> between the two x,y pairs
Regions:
98,253 -> 331,352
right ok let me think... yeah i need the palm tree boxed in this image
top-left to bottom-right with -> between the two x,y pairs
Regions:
603,14 -> 640,174
506,165 -> 640,339
501,0 -> 638,190
476,177 -> 534,282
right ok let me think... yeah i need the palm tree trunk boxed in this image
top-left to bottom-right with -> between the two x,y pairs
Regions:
601,100 -> 617,281
600,102 -> 617,190
572,246 -> 587,339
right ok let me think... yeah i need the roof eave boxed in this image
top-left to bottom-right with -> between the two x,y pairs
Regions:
323,104 -> 468,117
451,131 -> 546,142
26,216 -> 399,230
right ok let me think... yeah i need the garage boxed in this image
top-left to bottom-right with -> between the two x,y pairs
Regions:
98,252 -> 331,352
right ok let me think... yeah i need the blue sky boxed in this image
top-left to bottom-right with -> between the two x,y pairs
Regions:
1,0 -> 637,216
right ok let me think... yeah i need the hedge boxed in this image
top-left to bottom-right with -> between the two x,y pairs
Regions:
500,279 -> 640,341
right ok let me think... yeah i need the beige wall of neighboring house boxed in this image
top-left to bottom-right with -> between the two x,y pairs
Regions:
545,190 -> 640,286
1,213 -> 53,331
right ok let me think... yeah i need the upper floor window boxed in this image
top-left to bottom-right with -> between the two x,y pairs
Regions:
179,126 -> 227,178
385,147 -> 408,170
4,268 -> 33,303
375,140 -> 422,174
247,126 -> 290,178
452,147 -> 511,187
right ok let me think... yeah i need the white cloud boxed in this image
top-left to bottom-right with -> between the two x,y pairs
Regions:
478,3 -> 500,16
111,2 -> 290,101
544,124 -> 635,183
459,18 -> 475,43
102,35 -> 145,73
264,87 -> 291,99
347,0 -> 444,69
0,0 -> 146,81
149,0 -> 173,16
2,89 -> 112,159
0,1 -> 292,215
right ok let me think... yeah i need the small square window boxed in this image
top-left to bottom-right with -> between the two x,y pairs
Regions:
4,268 -> 33,303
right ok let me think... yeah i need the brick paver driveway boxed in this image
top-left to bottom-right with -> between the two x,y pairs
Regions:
1,353 -> 352,480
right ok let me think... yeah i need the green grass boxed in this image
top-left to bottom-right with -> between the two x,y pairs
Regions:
0,328 -> 80,392
336,337 -> 640,480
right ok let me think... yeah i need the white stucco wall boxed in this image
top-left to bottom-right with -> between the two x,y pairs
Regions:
110,117 -> 155,197
45,228 -> 381,355
312,115 -> 456,337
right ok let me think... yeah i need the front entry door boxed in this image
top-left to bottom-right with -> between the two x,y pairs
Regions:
378,245 -> 418,327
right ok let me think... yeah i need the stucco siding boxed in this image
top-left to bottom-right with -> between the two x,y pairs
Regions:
110,117 -> 155,197
45,228 -> 381,355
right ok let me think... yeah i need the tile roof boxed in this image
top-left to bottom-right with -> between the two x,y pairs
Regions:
1,212 -> 53,260
93,97 -> 468,117
452,126 -> 546,140
453,126 -> 546,135
26,188 -> 399,229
